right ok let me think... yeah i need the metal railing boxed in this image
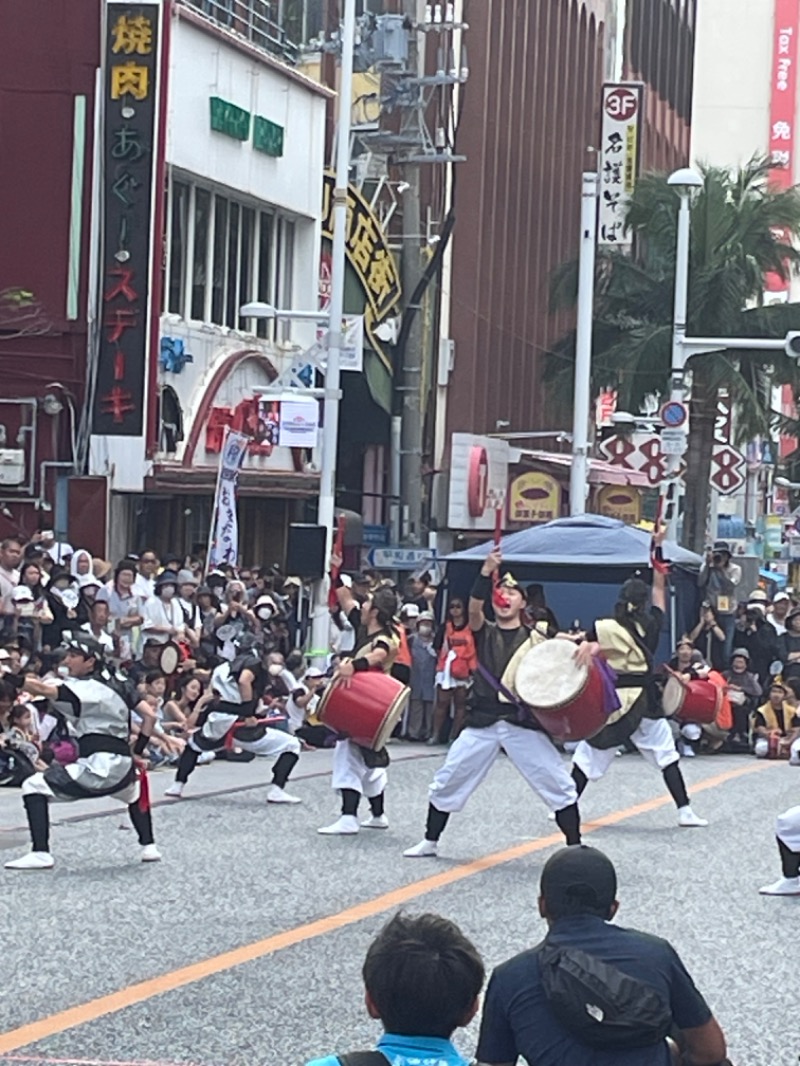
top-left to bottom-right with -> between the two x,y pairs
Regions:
178,0 -> 308,64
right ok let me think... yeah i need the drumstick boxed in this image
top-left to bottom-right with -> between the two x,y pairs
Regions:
328,514 -> 347,610
651,497 -> 670,575
492,506 -> 510,609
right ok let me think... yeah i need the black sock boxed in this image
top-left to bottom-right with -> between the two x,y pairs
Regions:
341,788 -> 360,816
572,765 -> 589,798
425,804 -> 450,841
23,793 -> 50,852
271,751 -> 298,789
555,802 -> 581,845
663,761 -> 690,809
175,745 -> 200,784
133,732 -> 149,756
128,802 -> 155,846
778,837 -> 800,878
368,793 -> 385,817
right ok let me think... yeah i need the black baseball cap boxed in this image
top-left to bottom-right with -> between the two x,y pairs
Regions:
540,846 -> 617,912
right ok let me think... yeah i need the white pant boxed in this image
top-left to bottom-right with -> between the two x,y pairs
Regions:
237,730 -> 300,759
330,740 -> 387,798
572,716 -> 679,780
428,721 -> 577,813
22,770 -> 140,806
777,805 -> 800,852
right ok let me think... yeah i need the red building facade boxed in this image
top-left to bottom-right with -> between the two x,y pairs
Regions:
0,1 -> 104,548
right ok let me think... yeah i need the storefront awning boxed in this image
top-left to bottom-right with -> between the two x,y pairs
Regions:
519,449 -> 652,487
145,464 -> 319,498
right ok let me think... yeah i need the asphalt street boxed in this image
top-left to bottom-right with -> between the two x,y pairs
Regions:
0,744 -> 797,1066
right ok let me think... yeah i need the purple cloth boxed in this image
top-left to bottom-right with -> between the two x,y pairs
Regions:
596,656 -> 622,716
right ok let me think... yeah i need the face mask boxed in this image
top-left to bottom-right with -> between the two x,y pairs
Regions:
418,626 -> 433,637
257,606 -> 274,621
161,587 -> 176,600
268,663 -> 283,676
57,664 -> 70,678
19,655 -> 29,669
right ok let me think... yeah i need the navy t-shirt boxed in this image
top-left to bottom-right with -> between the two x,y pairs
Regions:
476,916 -> 712,1066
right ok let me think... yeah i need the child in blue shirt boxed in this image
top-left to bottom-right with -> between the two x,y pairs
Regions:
306,912 -> 484,1066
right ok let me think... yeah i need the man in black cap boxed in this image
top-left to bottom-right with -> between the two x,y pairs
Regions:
403,547 -> 581,858
698,540 -> 741,663
4,636 -> 160,870
476,845 -> 728,1066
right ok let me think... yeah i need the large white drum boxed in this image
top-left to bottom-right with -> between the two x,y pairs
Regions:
515,639 -> 609,741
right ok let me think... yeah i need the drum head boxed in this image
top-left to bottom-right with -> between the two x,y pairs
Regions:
158,641 -> 181,675
516,639 -> 587,709
373,687 -> 410,750
662,676 -> 685,716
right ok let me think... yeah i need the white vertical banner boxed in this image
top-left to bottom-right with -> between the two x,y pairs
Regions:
598,82 -> 644,252
207,429 -> 250,570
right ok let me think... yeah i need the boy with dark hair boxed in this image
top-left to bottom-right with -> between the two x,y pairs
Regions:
306,912 -> 484,1066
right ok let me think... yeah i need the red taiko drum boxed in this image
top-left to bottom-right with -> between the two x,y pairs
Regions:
515,639 -> 609,741
316,671 -> 410,750
662,675 -> 720,725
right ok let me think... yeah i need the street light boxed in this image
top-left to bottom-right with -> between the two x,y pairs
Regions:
239,302 -> 330,323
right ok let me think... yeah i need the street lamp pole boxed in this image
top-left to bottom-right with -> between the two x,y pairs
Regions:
308,0 -> 356,663
661,167 -> 703,542
569,171 -> 599,516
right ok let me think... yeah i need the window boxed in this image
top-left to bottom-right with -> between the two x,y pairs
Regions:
167,180 -> 189,314
166,172 -> 298,332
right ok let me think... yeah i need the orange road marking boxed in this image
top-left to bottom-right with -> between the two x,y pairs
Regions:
0,760 -> 771,1054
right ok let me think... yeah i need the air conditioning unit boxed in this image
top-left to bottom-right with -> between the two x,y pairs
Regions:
0,449 -> 26,486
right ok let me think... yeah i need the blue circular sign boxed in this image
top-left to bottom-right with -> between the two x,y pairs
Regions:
661,401 -> 688,428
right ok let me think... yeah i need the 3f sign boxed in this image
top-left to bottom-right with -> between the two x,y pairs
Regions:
605,88 -> 639,120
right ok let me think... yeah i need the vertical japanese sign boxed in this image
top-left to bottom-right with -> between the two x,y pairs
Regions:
92,3 -> 162,436
766,0 -> 799,295
598,83 -> 644,252
207,430 -> 250,570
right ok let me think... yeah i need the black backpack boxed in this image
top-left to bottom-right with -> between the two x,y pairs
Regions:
538,941 -> 673,1050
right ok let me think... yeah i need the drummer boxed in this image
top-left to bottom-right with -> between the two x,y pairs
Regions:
572,527 -> 709,828
318,559 -> 401,836
164,633 -> 303,804
403,548 -> 581,858
666,639 -> 730,757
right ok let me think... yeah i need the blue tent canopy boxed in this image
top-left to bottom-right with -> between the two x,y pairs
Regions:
445,515 -> 703,568
442,516 -> 704,660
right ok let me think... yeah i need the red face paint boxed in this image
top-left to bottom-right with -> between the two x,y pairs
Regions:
493,588 -> 511,609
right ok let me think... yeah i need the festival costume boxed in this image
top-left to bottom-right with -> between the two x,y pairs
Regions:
5,643 -> 159,870
571,597 -> 707,827
165,651 -> 301,803
760,805 -> 800,895
318,612 -> 400,835
404,572 -> 580,857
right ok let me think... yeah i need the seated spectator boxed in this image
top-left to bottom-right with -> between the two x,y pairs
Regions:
723,648 -> 761,750
476,846 -> 727,1066
6,703 -> 48,771
80,598 -> 115,654
306,912 -> 484,1066
752,680 -> 800,759
669,637 -> 710,680
164,673 -> 205,736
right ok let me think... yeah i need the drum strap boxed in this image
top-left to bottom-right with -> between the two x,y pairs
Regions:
475,663 -> 532,724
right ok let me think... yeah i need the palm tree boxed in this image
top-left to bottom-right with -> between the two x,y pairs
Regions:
548,157 -> 800,554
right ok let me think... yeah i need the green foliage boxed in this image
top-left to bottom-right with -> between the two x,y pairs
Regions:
546,157 -> 800,446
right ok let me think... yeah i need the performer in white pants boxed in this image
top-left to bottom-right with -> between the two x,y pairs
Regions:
404,549 -> 581,858
571,526 -> 707,829
318,569 -> 401,836
759,805 -> 800,895
5,636 -> 160,870
165,636 -> 302,804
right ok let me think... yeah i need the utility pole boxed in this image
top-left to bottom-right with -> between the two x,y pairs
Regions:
569,171 -> 599,516
399,0 -> 424,545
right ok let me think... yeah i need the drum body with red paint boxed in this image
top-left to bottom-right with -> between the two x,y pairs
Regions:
515,639 -> 609,741
662,676 -> 720,725
316,671 -> 410,750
